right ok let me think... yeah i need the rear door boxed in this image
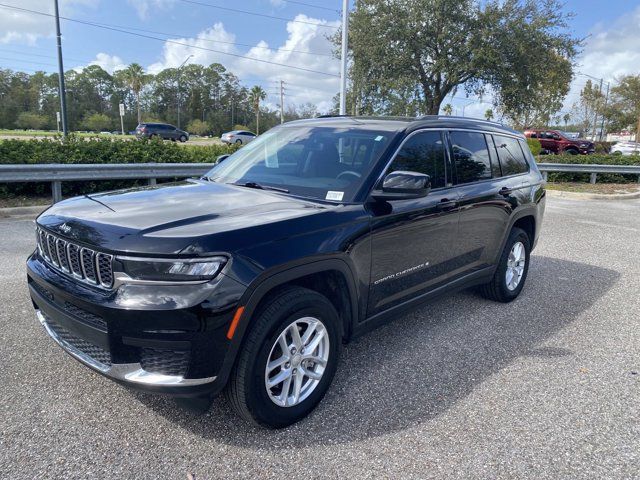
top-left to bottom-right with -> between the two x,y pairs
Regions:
454,131 -> 530,272
367,130 -> 461,317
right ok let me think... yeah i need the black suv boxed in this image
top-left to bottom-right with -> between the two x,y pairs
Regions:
135,123 -> 189,142
27,116 -> 545,428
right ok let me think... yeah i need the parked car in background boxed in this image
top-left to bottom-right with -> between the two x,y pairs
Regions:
611,141 -> 640,156
221,130 -> 256,145
135,123 -> 189,142
524,129 -> 594,155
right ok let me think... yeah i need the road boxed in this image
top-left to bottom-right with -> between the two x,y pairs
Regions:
0,196 -> 638,479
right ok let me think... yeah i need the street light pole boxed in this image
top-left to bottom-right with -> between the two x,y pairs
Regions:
177,55 -> 193,129
339,0 -> 349,115
54,0 -> 68,137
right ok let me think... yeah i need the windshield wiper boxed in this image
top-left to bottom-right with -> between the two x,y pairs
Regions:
230,181 -> 289,193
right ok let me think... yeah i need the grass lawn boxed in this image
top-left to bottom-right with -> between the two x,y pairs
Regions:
545,182 -> 640,194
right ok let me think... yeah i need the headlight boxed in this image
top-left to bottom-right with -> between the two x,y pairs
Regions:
116,256 -> 226,282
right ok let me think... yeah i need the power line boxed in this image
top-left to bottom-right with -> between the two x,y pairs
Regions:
277,0 -> 340,12
174,0 -> 339,29
0,48 -> 92,64
0,4 -> 340,78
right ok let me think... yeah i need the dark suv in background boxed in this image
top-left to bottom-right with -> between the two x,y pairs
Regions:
28,116 -> 545,428
524,129 -> 594,155
135,123 -> 189,142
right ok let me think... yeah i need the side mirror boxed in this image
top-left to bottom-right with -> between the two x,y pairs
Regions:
217,154 -> 230,163
371,171 -> 431,201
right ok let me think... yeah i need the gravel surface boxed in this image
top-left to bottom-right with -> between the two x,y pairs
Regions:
1,196 -> 638,479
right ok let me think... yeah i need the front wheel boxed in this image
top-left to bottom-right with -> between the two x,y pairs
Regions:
235,139 -> 243,145
225,287 -> 341,428
479,227 -> 531,302
179,135 -> 187,142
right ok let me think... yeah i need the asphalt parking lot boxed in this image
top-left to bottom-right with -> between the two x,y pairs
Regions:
0,195 -> 638,479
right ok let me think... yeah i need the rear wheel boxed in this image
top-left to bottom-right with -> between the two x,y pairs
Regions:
225,287 -> 341,428
480,227 -> 530,302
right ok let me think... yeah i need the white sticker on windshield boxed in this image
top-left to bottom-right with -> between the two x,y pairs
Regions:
326,191 -> 344,201
375,135 -> 384,141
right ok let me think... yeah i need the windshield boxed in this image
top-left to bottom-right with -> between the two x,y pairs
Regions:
205,125 -> 398,202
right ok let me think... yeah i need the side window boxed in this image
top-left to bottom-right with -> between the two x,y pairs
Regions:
486,135 -> 502,178
494,135 -> 529,176
450,131 -> 492,184
386,131 -> 447,189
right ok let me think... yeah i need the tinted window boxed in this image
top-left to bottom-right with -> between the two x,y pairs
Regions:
486,135 -> 502,177
494,135 -> 529,175
386,131 -> 446,189
450,131 -> 492,183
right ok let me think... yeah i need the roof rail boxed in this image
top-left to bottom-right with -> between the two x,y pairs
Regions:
418,115 -> 506,127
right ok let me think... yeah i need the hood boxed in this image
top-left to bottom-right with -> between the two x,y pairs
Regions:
37,180 -> 330,255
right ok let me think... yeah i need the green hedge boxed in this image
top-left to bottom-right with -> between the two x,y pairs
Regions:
526,138 -> 542,156
536,153 -> 640,183
0,135 -> 237,198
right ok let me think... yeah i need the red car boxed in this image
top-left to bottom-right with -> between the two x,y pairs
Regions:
524,130 -> 595,155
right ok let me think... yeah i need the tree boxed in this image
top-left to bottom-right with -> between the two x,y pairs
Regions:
485,109 -> 494,121
571,80 -> 604,137
15,112 -> 48,130
340,0 -> 579,121
186,119 -> 210,136
608,75 -> 640,140
563,113 -> 571,128
118,64 -> 149,124
442,104 -> 453,116
248,85 -> 267,134
82,112 -> 111,132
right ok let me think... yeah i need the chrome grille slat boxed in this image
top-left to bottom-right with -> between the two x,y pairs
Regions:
35,227 -> 113,289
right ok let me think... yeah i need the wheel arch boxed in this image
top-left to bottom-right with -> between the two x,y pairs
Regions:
217,258 -> 360,388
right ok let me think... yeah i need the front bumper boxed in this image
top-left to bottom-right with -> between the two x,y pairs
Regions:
27,253 -> 246,397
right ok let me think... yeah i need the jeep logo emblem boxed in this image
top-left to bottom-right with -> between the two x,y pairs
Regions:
59,223 -> 71,234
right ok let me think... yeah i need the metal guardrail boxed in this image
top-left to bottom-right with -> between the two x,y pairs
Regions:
0,163 -> 215,203
537,162 -> 640,184
0,162 -> 639,204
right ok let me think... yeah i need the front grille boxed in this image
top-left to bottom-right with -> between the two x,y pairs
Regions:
63,302 -> 107,332
36,227 -> 114,289
45,317 -> 112,367
140,347 -> 190,377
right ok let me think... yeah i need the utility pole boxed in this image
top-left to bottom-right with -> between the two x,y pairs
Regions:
599,82 -> 610,142
279,80 -> 285,124
591,78 -> 603,141
176,54 -> 193,129
339,0 -> 349,115
54,0 -> 68,137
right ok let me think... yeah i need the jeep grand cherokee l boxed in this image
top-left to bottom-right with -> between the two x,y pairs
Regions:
27,116 -> 545,428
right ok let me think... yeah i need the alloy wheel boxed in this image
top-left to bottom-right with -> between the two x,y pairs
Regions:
505,241 -> 526,291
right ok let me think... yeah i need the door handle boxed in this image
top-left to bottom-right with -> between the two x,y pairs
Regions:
436,198 -> 458,210
499,187 -> 513,197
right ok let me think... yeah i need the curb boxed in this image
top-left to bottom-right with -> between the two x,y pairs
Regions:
546,189 -> 640,200
0,204 -> 49,219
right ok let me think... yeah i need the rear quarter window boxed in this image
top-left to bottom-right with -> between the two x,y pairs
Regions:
493,135 -> 529,176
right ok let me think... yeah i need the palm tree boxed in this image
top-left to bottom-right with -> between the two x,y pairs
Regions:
249,85 -> 267,134
485,108 -> 494,121
442,103 -> 453,116
120,63 -> 149,124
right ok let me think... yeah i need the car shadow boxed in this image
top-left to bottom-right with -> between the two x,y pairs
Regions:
131,256 -> 619,447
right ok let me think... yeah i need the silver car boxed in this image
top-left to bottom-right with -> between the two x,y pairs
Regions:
221,130 -> 257,145
611,141 -> 640,155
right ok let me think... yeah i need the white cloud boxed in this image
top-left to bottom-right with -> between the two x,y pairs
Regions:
0,0 -> 97,45
147,14 -> 340,113
564,5 -> 640,112
88,53 -> 127,73
127,0 -> 176,20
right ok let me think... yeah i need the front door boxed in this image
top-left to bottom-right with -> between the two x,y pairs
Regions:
367,130 -> 461,317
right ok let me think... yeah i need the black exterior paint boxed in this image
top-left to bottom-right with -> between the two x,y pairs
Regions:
27,116 -> 546,397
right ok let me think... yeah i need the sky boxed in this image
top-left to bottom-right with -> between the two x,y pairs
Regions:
0,0 -> 639,116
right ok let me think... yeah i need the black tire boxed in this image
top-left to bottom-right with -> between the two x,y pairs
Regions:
480,227 -> 531,303
566,148 -> 579,155
225,286 -> 341,428
235,139 -> 243,145
179,135 -> 187,142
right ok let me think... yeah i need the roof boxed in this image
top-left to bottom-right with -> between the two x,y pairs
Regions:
283,115 -> 523,137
